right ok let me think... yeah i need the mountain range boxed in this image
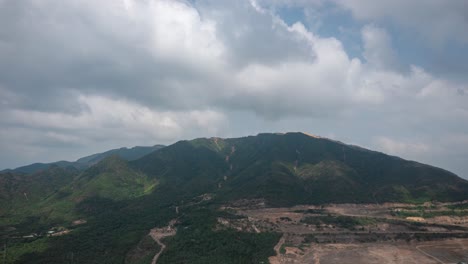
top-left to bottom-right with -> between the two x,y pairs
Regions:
2,145 -> 165,174
1,132 -> 467,263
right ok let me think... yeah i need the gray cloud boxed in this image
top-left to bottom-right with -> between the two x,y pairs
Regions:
195,1 -> 316,67
361,25 -> 401,72
334,0 -> 468,45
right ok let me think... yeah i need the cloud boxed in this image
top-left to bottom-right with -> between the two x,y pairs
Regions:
147,0 -> 225,64
1,0 -> 464,118
0,0 -> 228,113
2,95 -> 226,142
371,134 -> 468,178
0,94 -> 226,166
361,25 -> 400,71
373,136 -> 430,157
335,0 -> 468,45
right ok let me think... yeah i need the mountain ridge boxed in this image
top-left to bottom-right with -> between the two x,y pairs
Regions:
2,144 -> 165,174
129,132 -> 468,205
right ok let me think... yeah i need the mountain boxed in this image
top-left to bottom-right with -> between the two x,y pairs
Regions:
2,132 -> 468,263
0,165 -> 79,224
6,145 -> 165,174
6,161 -> 80,174
75,145 -> 166,166
134,132 -> 468,205
67,155 -> 157,202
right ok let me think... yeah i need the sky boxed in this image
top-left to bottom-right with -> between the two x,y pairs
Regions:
0,0 -> 467,179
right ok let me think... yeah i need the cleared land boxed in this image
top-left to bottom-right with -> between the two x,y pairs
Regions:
149,219 -> 177,264
219,200 -> 468,264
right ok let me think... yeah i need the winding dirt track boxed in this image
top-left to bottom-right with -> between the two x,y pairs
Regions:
149,233 -> 165,264
269,235 -> 286,264
149,226 -> 176,264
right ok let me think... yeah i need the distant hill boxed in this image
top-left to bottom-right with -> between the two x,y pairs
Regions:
5,145 -> 165,174
75,145 -> 166,165
6,160 -> 82,174
0,165 -> 79,220
69,155 -> 157,201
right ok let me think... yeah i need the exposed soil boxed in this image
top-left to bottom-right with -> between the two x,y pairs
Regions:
149,219 -> 177,264
219,201 -> 468,264
269,235 -> 286,264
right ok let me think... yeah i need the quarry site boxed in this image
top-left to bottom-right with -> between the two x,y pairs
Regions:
218,200 -> 468,264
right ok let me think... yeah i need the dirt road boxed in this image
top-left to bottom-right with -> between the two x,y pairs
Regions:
149,222 -> 177,264
269,235 -> 285,264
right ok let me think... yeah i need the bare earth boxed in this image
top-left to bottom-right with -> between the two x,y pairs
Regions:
274,240 -> 468,264
219,200 -> 468,264
149,219 -> 177,264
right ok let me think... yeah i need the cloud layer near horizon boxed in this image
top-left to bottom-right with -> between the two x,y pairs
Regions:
0,0 -> 467,178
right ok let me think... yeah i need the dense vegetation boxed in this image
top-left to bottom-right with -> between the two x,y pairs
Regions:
125,235 -> 161,264
3,198 -> 279,264
159,207 -> 280,264
393,209 -> 468,218
7,195 -> 176,263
